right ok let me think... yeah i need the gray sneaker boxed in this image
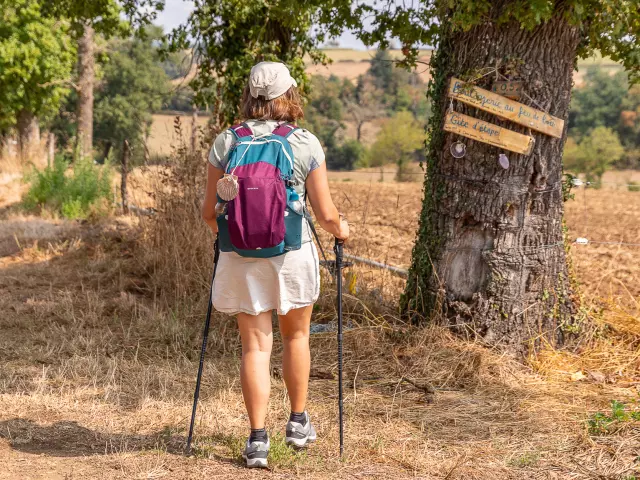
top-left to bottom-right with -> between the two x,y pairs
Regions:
242,437 -> 269,468
285,412 -> 317,448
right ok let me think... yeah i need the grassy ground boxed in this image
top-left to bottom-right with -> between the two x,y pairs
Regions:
1,170 -> 639,479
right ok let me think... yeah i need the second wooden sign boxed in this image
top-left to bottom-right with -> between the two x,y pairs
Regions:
443,111 -> 534,155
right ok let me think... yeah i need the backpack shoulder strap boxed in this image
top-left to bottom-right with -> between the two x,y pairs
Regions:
229,122 -> 253,139
272,123 -> 299,138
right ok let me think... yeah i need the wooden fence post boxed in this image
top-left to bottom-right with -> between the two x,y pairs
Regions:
121,140 -> 129,214
191,105 -> 198,151
47,132 -> 56,167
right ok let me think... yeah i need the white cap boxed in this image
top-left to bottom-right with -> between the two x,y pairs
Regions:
249,62 -> 298,100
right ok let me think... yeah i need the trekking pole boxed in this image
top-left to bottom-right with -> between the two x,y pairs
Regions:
334,237 -> 345,457
186,237 -> 220,455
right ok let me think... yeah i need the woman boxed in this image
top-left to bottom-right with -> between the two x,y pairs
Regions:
202,61 -> 349,468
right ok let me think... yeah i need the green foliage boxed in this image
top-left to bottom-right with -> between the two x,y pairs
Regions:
369,111 -> 424,181
0,0 -> 76,132
619,83 -> 640,165
302,56 -> 429,172
302,75 -> 366,170
568,69 -> 640,169
23,156 -> 113,219
168,0 -> 331,126
160,49 -> 195,112
94,26 -> 170,162
564,126 -> 624,183
161,50 -> 191,81
587,399 -> 640,436
569,70 -> 629,142
324,1 -> 639,83
267,432 -> 307,468
369,50 -> 396,93
329,139 -> 365,171
628,181 -> 640,193
367,49 -> 427,114
507,451 -> 540,468
41,0 -> 163,36
308,75 -> 347,122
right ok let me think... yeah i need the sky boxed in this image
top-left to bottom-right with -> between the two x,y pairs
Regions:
155,0 -> 369,50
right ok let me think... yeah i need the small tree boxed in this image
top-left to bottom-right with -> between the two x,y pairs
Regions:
329,140 -> 365,171
569,69 -> 628,142
94,28 -> 170,164
369,111 -> 424,181
564,126 -> 624,185
347,75 -> 387,142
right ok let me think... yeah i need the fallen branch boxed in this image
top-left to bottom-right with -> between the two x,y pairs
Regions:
343,253 -> 409,278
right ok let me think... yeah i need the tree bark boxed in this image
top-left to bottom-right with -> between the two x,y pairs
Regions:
47,132 -> 56,166
76,22 -> 95,160
121,140 -> 129,215
101,141 -> 112,164
16,110 -> 40,161
402,13 -> 581,354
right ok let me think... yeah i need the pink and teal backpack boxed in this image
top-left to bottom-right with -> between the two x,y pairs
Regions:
216,123 -> 304,258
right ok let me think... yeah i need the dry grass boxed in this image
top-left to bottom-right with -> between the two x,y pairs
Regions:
1,158 -> 639,478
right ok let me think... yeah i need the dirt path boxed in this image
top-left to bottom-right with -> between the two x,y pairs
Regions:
1,184 -> 639,478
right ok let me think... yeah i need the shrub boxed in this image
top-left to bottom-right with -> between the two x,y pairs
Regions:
564,127 -> 624,184
328,139 -> 365,171
628,181 -> 640,192
23,155 -> 113,219
369,111 -> 425,181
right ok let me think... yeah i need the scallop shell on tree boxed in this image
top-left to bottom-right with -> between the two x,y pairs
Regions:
217,174 -> 239,201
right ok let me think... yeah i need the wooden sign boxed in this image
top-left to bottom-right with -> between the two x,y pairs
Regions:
443,111 -> 534,155
491,80 -> 522,100
448,78 -> 564,138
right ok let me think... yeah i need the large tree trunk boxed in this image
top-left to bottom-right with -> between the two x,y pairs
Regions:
76,22 -> 95,160
16,110 -> 40,161
402,13 -> 581,354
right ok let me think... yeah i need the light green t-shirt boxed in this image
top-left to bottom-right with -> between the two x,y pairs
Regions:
208,119 -> 325,198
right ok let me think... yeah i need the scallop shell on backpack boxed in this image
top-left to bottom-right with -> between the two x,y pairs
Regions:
217,174 -> 239,201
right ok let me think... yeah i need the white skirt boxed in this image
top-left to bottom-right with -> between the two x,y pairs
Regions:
211,241 -> 320,316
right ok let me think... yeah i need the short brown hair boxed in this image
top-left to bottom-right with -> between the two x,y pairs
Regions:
241,85 -> 304,122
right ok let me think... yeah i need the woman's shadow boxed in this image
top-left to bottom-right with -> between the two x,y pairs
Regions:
0,418 -> 185,457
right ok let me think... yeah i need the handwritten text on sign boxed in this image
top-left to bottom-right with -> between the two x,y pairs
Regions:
448,78 -> 564,138
444,111 -> 534,155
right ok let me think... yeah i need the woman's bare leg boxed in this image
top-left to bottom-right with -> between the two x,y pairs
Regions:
278,305 -> 313,413
237,311 -> 273,429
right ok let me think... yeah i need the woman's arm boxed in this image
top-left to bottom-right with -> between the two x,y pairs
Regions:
202,163 -> 225,234
305,162 -> 349,240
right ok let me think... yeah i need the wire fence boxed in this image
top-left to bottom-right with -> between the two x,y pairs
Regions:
123,173 -> 640,279
313,177 -> 640,281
